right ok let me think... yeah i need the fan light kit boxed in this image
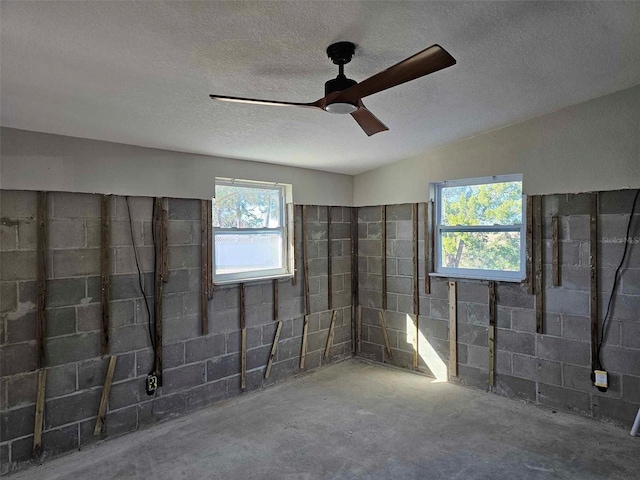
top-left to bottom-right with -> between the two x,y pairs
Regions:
210,41 -> 456,136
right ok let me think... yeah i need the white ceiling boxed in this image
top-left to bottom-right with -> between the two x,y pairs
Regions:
2,1 -> 640,175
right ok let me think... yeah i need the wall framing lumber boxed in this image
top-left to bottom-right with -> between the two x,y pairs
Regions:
36,191 -> 47,369
324,310 -> 337,360
357,305 -> 362,354
488,281 -> 496,388
424,201 -> 431,294
351,207 -> 358,353
32,369 -> 46,457
327,206 -> 333,310
449,281 -> 458,377
379,310 -> 392,360
429,200 -> 435,293
534,195 -> 544,334
240,283 -> 246,389
300,315 -> 309,369
265,321 -> 282,379
200,200 -> 209,336
93,355 -> 117,435
291,204 -> 297,286
526,195 -> 534,295
381,205 -> 387,310
590,193 -> 599,370
207,200 -> 214,296
100,195 -> 111,355
153,197 -> 166,383
552,215 -> 560,287
302,205 -> 310,315
273,279 -> 279,321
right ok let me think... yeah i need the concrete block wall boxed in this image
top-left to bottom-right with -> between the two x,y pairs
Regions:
358,191 -> 640,427
0,191 -> 353,474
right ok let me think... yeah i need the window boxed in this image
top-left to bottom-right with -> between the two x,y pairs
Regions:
434,174 -> 524,281
213,179 -> 293,284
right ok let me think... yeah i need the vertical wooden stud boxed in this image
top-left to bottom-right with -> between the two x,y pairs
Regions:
324,310 -> 338,360
357,305 -> 362,354
240,283 -> 246,389
552,215 -> 560,287
526,196 -> 534,295
101,195 -> 110,355
272,279 -> 279,321
36,191 -> 47,369
424,201 -> 431,294
200,200 -> 209,336
429,200 -> 435,291
32,369 -> 46,457
449,281 -> 457,377
153,198 -> 165,383
327,206 -> 332,311
488,281 -> 496,388
379,310 -> 392,360
381,205 -> 387,310
300,315 -> 309,369
413,203 -> 420,369
351,207 -> 359,353
93,355 -> 117,435
590,193 -> 599,370
291,204 -> 298,286
535,196 -> 543,334
302,205 -> 310,315
161,206 -> 169,281
207,200 -> 214,296
265,321 -> 282,379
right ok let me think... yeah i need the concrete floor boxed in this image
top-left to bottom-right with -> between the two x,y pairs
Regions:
10,359 -> 640,479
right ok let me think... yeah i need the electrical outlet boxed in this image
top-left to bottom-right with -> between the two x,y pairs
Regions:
146,374 -> 158,395
594,370 -> 608,389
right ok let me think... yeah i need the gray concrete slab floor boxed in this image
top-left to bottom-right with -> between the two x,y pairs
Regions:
8,359 -> 640,479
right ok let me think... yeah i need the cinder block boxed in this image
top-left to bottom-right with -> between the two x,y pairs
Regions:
138,392 -> 186,426
185,334 -> 225,363
78,353 -> 135,389
420,317 -> 449,340
621,268 -> 640,296
169,245 -> 200,270
48,219 -> 85,249
538,383 -> 591,414
494,374 -> 536,401
455,365 -> 488,390
110,378 -> 147,410
44,388 -> 101,429
567,215 -> 590,241
80,405 -> 137,445
562,363 -> 596,393
358,207 -> 381,223
206,353 -> 240,381
47,277 -> 87,307
512,354 -> 561,385
109,274 -> 143,300
430,298 -> 449,320
16,221 -> 36,252
52,248 -> 100,278
168,198 -> 200,221
77,303 -> 101,331
545,288 -> 589,316
167,220 -> 193,245
0,342 -> 36,376
592,395 -> 639,425
536,336 -> 590,365
562,314 -> 590,341
87,275 -> 102,302
389,239 -> 412,258
386,204 -> 412,221
246,345 -> 271,370
163,363 -> 205,394
496,350 -> 512,374
110,300 -> 136,328
457,323 -> 488,347
0,281 -> 17,313
457,283 -> 488,304
163,315 -> 200,344
387,276 -> 412,295
463,302 -> 489,326
360,341 -> 383,362
85,219 -> 101,248
601,346 -> 640,376
495,283 -> 533,309
46,332 -> 101,366
46,307 -> 76,337
110,220 -> 142,247
185,379 -> 227,412
163,342 -> 185,369
0,443 -> 8,476
511,308 -> 535,332
5,311 -> 36,344
6,371 -> 37,409
0,251 -> 36,281
0,223 -> 17,251
162,293 -> 184,321
52,192 -> 100,219
114,246 -> 154,274
45,364 -> 77,398
0,191 -> 37,219
467,345 -> 489,369
495,328 -> 535,355
599,292 -> 640,322
622,375 -> 640,403
276,336 -> 302,362
358,239 -> 381,257
114,196 -> 153,221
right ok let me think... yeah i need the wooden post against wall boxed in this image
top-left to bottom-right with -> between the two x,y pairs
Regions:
32,369 -> 46,457
101,195 -> 111,355
429,200 -> 435,293
351,207 -> 359,353
291,204 -> 297,286
526,196 -> 534,295
240,283 -> 246,389
449,281 -> 458,377
327,206 -> 332,311
265,321 -> 282,379
300,315 -> 309,369
153,198 -> 166,384
534,196 -> 543,334
324,310 -> 337,360
272,279 -> 279,321
552,215 -> 560,287
200,200 -> 209,336
424,202 -> 431,294
93,355 -> 117,435
488,281 -> 496,388
413,203 -> 419,369
357,305 -> 362,354
302,206 -> 310,315
207,200 -> 214,296
379,311 -> 392,360
381,205 -> 387,310
36,191 -> 47,369
590,193 -> 599,370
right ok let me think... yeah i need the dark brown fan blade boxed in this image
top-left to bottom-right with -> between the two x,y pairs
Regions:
351,102 -> 388,136
209,95 -> 322,110
333,45 -> 456,104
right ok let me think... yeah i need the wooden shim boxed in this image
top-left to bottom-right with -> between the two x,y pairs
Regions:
351,207 -> 358,353
300,316 -> 309,369
424,202 -> 431,294
534,195 -> 543,334
36,192 -> 47,369
265,321 -> 282,379
200,200 -> 209,336
32,369 -> 46,457
241,327 -> 247,389
488,281 -> 496,388
590,193 -> 598,369
379,310 -> 392,360
154,198 -> 164,383
526,195 -> 534,295
207,200 -> 214,296
324,310 -> 337,360
327,206 -> 333,311
381,205 -> 387,310
413,203 -> 419,317
273,279 -> 279,321
357,305 -> 362,354
552,215 -> 560,286
302,205 -> 310,315
449,281 -> 458,377
93,355 -> 117,435
291,204 -> 298,286
101,195 -> 111,355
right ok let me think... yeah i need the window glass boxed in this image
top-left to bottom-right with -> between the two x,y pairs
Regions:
213,184 -> 281,228
441,181 -> 522,226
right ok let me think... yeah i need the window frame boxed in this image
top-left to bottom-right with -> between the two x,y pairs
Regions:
433,174 -> 526,282
212,178 -> 293,285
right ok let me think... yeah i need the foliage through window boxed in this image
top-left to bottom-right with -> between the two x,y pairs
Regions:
213,179 -> 291,283
435,175 -> 524,281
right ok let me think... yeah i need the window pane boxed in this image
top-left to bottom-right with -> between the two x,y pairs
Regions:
441,181 -> 522,226
213,184 -> 281,228
215,233 -> 283,275
440,231 -> 521,271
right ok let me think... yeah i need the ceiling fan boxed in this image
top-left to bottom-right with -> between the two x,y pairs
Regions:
209,42 -> 456,137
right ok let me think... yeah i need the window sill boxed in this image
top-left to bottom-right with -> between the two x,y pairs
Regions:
213,272 -> 294,286
428,272 -> 525,283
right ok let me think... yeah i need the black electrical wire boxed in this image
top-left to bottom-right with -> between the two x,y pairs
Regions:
596,189 -> 639,370
126,196 -> 155,352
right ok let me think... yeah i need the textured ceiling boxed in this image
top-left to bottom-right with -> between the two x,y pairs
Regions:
2,1 -> 640,175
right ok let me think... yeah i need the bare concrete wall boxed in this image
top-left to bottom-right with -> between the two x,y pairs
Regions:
354,84 -> 640,206
0,191 -> 353,474
0,128 -> 354,206
358,192 -> 640,427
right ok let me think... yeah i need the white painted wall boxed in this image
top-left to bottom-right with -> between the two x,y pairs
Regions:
354,85 -> 640,206
0,128 -> 353,205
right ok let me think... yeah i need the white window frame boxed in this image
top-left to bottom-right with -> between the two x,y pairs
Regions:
213,178 -> 294,285
433,174 -> 525,282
